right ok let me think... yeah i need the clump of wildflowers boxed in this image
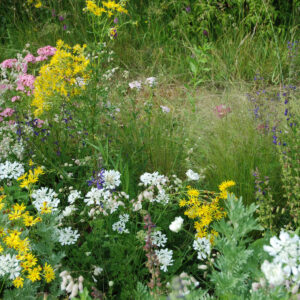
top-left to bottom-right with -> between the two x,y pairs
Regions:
31,40 -> 90,116
84,0 -> 128,17
180,181 -> 235,241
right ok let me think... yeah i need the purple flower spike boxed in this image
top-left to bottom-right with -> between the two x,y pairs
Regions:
59,16 -> 65,22
203,30 -> 208,36
63,24 -> 67,30
114,17 -> 118,24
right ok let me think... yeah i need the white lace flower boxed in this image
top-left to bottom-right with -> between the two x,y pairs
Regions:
155,248 -> 174,272
68,190 -> 81,204
31,187 -> 60,212
58,227 -> 80,245
103,170 -> 121,190
112,214 -> 129,234
84,188 -> 111,206
145,77 -> 156,87
129,80 -> 142,90
0,161 -> 24,180
0,254 -> 21,280
193,237 -> 211,260
150,231 -> 167,248
140,172 -> 168,187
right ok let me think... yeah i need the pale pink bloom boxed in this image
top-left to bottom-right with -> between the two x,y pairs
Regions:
36,55 -> 48,62
37,46 -> 57,57
0,116 -> 3,122
33,119 -> 45,128
1,59 -> 17,68
0,108 -> 15,117
9,120 -> 15,125
16,74 -> 35,95
214,104 -> 231,118
24,53 -> 36,63
0,84 -> 13,91
11,96 -> 20,102
160,105 -> 170,113
129,81 -> 142,90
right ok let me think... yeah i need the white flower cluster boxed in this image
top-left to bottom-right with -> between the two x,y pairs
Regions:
155,248 -> 174,272
261,231 -> 300,286
103,170 -> 121,190
31,187 -> 60,212
169,216 -> 184,233
0,254 -> 21,280
0,123 -> 24,161
140,172 -> 168,187
85,188 -> 127,216
0,161 -> 24,180
68,189 -> 82,204
128,77 -> 156,90
58,227 -> 80,245
60,271 -> 84,298
186,169 -> 200,181
193,237 -> 211,260
112,213 -> 130,234
149,230 -> 168,248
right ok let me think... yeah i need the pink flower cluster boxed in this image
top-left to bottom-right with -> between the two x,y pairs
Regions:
0,108 -> 15,122
214,105 -> 231,118
16,74 -> 35,95
36,45 -> 57,61
1,59 -> 17,68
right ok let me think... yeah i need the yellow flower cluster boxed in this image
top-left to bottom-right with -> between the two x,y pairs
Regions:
17,160 -> 44,190
85,0 -> 128,17
180,181 -> 235,243
0,188 -> 55,288
27,0 -> 42,8
32,40 -> 90,116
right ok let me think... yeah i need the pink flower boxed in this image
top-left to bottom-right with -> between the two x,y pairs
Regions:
0,116 -> 3,122
37,46 -> 57,57
0,108 -> 15,117
33,119 -> 45,128
11,96 -> 20,102
16,74 -> 35,95
214,105 -> 231,118
24,53 -> 36,63
9,120 -> 15,125
36,55 -> 48,62
1,59 -> 17,68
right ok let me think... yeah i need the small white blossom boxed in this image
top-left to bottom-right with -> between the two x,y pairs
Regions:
145,77 -> 156,87
169,216 -> 184,233
193,237 -> 211,260
0,161 -> 24,180
155,248 -> 174,272
112,214 -> 129,234
103,170 -> 121,190
68,189 -> 81,204
129,80 -> 142,90
140,172 -> 168,187
58,227 -> 80,245
0,254 -> 21,280
186,169 -> 200,181
150,231 -> 167,248
160,105 -> 170,113
31,187 -> 60,212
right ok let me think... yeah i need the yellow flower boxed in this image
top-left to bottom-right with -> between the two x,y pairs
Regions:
13,277 -> 24,288
27,266 -> 42,282
8,210 -> 23,221
13,203 -> 26,212
44,263 -> 55,283
0,245 -> 3,253
41,202 -> 52,214
187,189 -> 200,198
179,199 -> 187,207
218,180 -> 235,192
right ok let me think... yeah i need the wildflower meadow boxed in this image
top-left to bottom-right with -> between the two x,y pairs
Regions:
0,0 -> 299,299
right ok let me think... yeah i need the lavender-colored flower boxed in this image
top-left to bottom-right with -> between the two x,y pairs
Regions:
114,17 -> 118,24
63,24 -> 67,31
58,15 -> 65,21
87,169 -> 105,190
203,30 -> 208,36
185,6 -> 191,13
